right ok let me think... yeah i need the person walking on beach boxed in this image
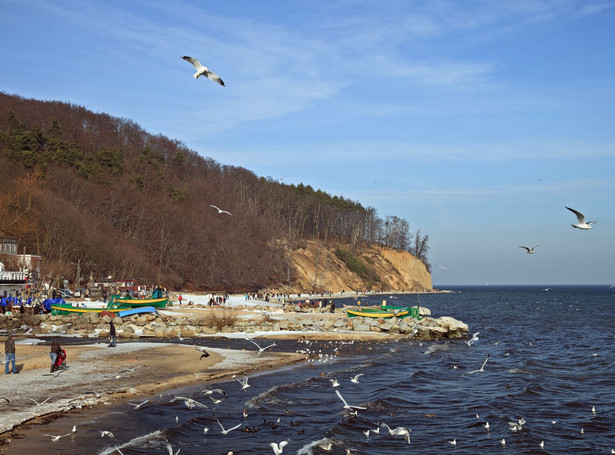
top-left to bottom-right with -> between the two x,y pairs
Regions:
4,333 -> 18,374
108,320 -> 117,347
50,339 -> 62,373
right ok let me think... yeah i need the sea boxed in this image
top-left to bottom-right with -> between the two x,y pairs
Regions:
7,285 -> 615,454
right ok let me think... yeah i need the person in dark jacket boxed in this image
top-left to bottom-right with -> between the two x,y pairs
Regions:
4,333 -> 18,374
50,340 -> 62,373
108,320 -> 117,347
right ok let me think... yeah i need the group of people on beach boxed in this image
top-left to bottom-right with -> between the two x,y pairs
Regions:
4,333 -> 65,374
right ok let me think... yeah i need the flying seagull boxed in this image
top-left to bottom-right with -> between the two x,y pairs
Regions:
128,400 -> 150,410
350,373 -> 363,384
519,245 -> 539,254
209,204 -> 232,216
566,207 -> 596,230
181,56 -> 225,86
28,396 -> 52,407
269,440 -> 289,455
200,387 -> 226,396
216,418 -> 241,434
463,353 -> 490,375
248,339 -> 277,354
44,431 -> 74,442
170,395 -> 208,409
380,423 -> 411,444
335,389 -> 366,410
466,331 -> 480,346
236,373 -> 251,391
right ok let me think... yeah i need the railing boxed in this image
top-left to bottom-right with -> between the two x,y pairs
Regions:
0,271 -> 28,281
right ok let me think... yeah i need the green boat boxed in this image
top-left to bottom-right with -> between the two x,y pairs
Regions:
108,295 -> 169,309
346,306 -> 411,319
50,302 -> 128,316
381,303 -> 423,319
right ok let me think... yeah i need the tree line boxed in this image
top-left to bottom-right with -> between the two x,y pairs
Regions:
0,92 -> 430,290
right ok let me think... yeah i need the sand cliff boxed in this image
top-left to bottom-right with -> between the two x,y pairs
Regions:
283,240 -> 432,293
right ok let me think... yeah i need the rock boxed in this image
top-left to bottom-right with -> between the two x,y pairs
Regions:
419,307 -> 431,317
436,316 -> 468,338
353,322 -> 370,332
181,327 -> 196,337
277,320 -> 289,330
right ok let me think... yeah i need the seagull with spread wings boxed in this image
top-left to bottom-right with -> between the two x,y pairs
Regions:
247,339 -> 277,354
335,389 -> 366,411
463,353 -> 491,375
216,418 -> 241,434
181,56 -> 225,86
566,207 -> 596,230
380,423 -> 411,444
269,440 -> 289,455
519,245 -> 539,254
236,373 -> 251,391
128,399 -> 150,410
170,395 -> 208,409
209,204 -> 232,216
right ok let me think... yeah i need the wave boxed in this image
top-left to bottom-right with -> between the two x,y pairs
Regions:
423,341 -> 451,355
97,429 -> 165,455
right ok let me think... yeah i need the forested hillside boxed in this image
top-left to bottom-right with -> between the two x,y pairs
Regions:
0,92 -> 430,291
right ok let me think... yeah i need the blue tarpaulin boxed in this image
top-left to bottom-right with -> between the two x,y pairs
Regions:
42,298 -> 65,311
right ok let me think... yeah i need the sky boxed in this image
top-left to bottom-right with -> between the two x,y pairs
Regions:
1,0 -> 614,286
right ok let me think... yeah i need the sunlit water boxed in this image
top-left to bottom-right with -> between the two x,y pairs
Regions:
8,286 -> 615,454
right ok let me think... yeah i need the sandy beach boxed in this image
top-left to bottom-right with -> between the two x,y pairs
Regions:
0,293 -> 398,451
0,290 -> 464,454
0,338 -> 307,451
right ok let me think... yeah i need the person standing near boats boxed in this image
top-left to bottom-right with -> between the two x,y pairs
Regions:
108,320 -> 117,347
4,332 -> 18,374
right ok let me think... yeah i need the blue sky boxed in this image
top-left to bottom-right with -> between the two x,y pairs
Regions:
2,0 -> 614,286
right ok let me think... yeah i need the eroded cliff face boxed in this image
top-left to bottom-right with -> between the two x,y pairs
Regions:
281,240 -> 432,293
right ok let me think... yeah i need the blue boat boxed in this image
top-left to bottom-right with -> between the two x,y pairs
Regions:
117,306 -> 158,318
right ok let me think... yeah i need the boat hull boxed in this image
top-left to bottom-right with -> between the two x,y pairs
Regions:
117,306 -> 158,317
50,304 -> 127,316
381,305 -> 423,319
346,307 -> 410,319
110,296 -> 169,309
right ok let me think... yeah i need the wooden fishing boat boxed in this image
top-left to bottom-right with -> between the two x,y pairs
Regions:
50,302 -> 128,316
346,306 -> 410,319
108,295 -> 169,309
381,303 -> 423,319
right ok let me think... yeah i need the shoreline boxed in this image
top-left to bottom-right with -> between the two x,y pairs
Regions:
0,292 -> 468,451
0,340 -> 306,452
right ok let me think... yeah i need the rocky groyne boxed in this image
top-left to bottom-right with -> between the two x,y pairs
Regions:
0,305 -> 468,341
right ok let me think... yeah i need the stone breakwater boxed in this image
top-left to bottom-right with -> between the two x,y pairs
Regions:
0,306 -> 468,340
